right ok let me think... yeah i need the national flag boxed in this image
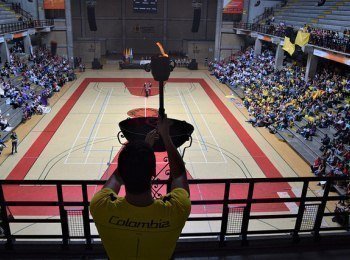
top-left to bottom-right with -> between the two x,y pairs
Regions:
295,31 -> 310,47
283,37 -> 295,56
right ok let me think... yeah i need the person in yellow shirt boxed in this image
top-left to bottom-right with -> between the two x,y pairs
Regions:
90,114 -> 191,260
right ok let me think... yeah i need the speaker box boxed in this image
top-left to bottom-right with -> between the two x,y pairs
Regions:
187,59 -> 198,70
92,58 -> 103,69
87,5 -> 97,31
191,8 -> 201,33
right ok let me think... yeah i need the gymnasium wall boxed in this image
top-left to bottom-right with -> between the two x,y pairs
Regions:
71,0 -> 217,61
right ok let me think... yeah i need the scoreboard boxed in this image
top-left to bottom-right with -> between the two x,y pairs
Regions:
133,0 -> 158,13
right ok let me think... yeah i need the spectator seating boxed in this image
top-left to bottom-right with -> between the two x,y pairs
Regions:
210,49 -> 350,195
0,2 -> 20,24
0,75 -> 23,141
273,0 -> 350,32
0,48 -> 76,143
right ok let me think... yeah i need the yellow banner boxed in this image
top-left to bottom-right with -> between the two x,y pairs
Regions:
295,31 -> 310,47
283,37 -> 295,56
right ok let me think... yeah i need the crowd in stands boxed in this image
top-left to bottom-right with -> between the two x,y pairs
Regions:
0,45 -> 75,137
252,23 -> 350,54
9,42 -> 24,54
210,48 -> 350,184
309,27 -> 350,53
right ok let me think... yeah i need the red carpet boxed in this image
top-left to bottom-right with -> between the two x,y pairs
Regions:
4,78 -> 293,215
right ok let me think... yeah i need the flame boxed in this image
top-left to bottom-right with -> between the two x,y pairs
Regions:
156,42 -> 169,57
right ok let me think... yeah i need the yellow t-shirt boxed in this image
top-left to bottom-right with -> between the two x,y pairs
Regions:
90,188 -> 191,260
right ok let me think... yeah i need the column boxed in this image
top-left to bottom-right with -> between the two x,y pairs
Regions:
37,0 -> 45,20
24,35 -> 33,55
34,0 -> 39,19
214,0 -> 223,60
80,0 -> 86,38
274,44 -> 284,71
65,0 -> 74,65
305,53 -> 318,81
121,0 -> 126,52
242,0 -> 250,23
0,41 -> 10,64
254,38 -> 262,56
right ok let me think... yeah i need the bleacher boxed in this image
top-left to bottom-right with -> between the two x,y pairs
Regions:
226,79 -> 349,195
0,2 -> 20,24
273,0 -> 350,32
0,74 -> 24,141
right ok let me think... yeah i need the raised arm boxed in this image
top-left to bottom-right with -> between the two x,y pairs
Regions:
103,170 -> 123,194
157,114 -> 190,195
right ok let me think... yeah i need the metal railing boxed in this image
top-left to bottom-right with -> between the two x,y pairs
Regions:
0,19 -> 54,34
0,177 -> 349,249
10,3 -> 33,20
233,22 -> 350,54
252,7 -> 274,24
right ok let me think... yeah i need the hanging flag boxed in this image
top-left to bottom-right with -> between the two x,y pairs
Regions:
283,37 -> 295,56
295,31 -> 310,47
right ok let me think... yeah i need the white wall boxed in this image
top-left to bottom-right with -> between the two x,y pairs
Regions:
247,0 -> 283,23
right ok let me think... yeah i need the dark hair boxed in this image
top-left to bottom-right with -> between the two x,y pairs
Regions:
117,141 -> 156,194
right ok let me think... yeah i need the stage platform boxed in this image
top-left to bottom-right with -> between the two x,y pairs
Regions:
119,61 -> 146,70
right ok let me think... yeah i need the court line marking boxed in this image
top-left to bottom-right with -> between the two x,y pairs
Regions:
64,83 -> 102,164
187,85 -> 227,164
84,88 -> 112,153
178,88 -> 207,151
176,87 -> 208,163
97,158 -> 105,180
85,89 -> 113,164
277,192 -> 298,214
107,146 -> 118,166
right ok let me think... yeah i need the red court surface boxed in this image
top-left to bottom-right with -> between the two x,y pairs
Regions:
3,78 -> 294,215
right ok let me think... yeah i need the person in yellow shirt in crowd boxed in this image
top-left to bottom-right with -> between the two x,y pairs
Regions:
90,114 -> 191,260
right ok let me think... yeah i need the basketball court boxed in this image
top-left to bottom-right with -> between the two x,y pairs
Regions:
0,67 -> 331,235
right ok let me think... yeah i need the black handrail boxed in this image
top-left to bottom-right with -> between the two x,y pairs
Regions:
253,7 -> 274,24
0,20 -> 54,34
0,177 -> 348,248
10,2 -> 33,20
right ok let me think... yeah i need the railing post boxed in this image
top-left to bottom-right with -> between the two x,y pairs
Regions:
57,184 -> 69,248
241,182 -> 254,246
0,184 -> 13,249
82,184 -> 92,249
293,180 -> 309,242
313,180 -> 331,241
219,181 -> 231,247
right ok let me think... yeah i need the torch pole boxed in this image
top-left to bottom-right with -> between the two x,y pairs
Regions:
159,81 -> 165,118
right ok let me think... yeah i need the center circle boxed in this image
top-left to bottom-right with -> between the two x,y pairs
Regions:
127,108 -> 159,118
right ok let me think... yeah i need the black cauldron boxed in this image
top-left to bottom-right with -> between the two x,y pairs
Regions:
119,117 -> 194,152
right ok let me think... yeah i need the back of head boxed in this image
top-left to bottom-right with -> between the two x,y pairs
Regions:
118,141 -> 156,194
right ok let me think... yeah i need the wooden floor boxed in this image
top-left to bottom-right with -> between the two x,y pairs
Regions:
0,65 -> 337,234
0,67 -> 311,178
